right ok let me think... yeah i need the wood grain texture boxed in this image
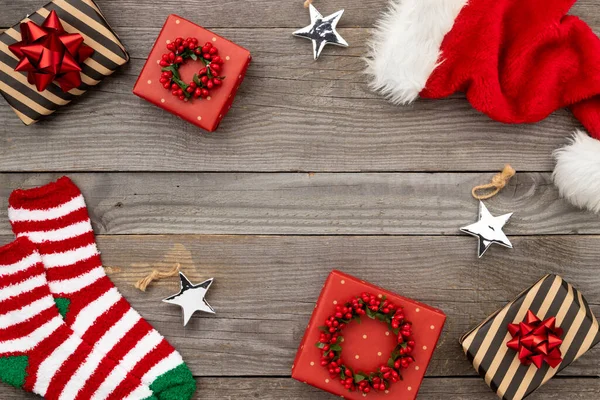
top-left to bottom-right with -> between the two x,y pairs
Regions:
2,377 -> 599,399
0,27 -> 584,172
1,0 -> 599,29
2,0 -> 600,398
0,173 -> 600,235
0,234 -> 597,378
1,173 -> 599,236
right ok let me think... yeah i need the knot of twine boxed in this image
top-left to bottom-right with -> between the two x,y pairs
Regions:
472,165 -> 516,200
135,263 -> 181,292
304,0 -> 313,7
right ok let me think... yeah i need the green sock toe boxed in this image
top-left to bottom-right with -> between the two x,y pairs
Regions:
155,382 -> 197,400
0,355 -> 28,388
150,363 -> 196,400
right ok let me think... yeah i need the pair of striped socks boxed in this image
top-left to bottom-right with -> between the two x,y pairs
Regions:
0,177 -> 195,399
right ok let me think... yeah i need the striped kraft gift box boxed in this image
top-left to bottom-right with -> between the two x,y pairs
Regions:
460,274 -> 600,400
0,0 -> 129,125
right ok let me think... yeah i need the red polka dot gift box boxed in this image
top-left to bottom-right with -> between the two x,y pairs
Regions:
133,14 -> 251,132
292,270 -> 446,399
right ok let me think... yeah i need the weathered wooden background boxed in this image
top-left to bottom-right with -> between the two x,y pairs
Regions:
1,0 -> 600,399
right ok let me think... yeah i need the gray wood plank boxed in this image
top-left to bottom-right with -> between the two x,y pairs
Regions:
2,377 -> 600,399
0,234 -> 597,377
1,173 -> 598,236
2,0 -> 599,29
0,27 -> 584,172
1,1 -> 599,399
203,377 -> 600,400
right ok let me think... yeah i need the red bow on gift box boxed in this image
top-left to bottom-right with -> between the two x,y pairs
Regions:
506,310 -> 564,369
8,10 -> 94,92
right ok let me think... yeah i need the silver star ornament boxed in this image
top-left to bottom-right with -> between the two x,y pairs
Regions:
293,4 -> 348,59
163,272 -> 215,326
460,202 -> 513,258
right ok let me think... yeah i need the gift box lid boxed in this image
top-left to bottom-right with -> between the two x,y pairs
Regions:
133,14 -> 251,132
292,270 -> 446,400
460,274 -> 600,400
0,0 -> 129,125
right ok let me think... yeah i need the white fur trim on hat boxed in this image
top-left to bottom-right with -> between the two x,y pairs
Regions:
365,0 -> 468,105
553,130 -> 600,214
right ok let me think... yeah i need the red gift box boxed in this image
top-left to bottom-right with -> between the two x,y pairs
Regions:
292,270 -> 446,399
133,14 -> 251,131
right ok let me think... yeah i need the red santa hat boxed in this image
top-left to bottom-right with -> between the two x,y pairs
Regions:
366,0 -> 600,214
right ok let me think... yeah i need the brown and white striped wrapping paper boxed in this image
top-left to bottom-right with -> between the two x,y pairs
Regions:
460,274 -> 600,400
0,0 -> 129,125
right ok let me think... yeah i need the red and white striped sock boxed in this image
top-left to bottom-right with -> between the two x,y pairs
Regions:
0,237 -> 157,400
8,177 -> 196,400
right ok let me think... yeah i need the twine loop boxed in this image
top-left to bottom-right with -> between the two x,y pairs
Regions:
472,165 -> 516,200
135,263 -> 181,292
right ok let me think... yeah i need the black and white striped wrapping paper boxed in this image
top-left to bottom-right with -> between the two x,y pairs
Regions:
460,274 -> 600,400
0,0 -> 129,125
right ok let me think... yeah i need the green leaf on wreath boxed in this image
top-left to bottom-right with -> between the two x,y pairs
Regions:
318,326 -> 329,333
353,316 -> 362,324
366,308 -> 376,319
162,65 -> 183,81
173,69 -> 182,81
340,370 -> 346,380
316,342 -> 325,349
354,374 -> 366,383
393,327 -> 400,335
387,358 -> 395,368
193,74 -> 202,87
190,53 -> 198,61
330,344 -> 342,352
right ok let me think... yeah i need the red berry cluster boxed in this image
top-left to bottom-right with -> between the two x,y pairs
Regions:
316,293 -> 415,394
158,37 -> 225,102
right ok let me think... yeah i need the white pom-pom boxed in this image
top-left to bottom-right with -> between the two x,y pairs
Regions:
553,130 -> 600,214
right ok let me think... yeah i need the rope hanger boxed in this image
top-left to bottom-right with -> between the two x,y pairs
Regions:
472,165 -> 516,200
135,263 -> 181,292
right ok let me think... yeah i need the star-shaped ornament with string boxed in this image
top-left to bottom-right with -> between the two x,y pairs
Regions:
460,201 -> 513,258
293,4 -> 348,59
163,272 -> 215,326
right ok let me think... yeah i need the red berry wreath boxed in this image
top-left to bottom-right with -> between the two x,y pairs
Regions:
316,292 -> 415,394
159,37 -> 225,101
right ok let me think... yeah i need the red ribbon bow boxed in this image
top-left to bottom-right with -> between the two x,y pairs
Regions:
8,10 -> 94,92
506,310 -> 564,369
